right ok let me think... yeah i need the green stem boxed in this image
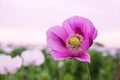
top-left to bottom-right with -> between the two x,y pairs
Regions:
29,66 -> 34,80
85,63 -> 91,80
59,68 -> 62,80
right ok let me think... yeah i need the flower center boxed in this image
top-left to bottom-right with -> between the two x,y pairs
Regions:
69,37 -> 80,47
66,34 -> 83,50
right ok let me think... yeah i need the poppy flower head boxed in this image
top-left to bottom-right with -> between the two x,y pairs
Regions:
46,16 -> 98,63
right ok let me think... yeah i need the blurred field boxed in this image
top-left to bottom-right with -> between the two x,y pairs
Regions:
0,43 -> 120,80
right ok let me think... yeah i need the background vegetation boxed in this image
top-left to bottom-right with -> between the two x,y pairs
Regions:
0,47 -> 119,80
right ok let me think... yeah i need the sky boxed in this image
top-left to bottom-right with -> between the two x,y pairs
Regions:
0,0 -> 120,47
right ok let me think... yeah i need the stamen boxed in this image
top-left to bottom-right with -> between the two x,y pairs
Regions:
69,36 -> 80,47
66,34 -> 83,50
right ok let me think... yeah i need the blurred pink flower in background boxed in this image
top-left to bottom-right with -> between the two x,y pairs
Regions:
0,54 -> 22,75
21,50 -> 45,66
0,43 -> 15,54
46,16 -> 97,63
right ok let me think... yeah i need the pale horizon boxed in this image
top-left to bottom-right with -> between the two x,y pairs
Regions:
0,0 -> 120,48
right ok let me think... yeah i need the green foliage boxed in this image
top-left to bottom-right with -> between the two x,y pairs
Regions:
98,55 -> 116,80
10,47 -> 26,57
88,50 -> 103,79
88,50 -> 116,80
0,49 -> 4,54
0,48 -> 117,80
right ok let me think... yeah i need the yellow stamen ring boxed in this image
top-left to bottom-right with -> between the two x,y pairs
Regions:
66,34 -> 83,50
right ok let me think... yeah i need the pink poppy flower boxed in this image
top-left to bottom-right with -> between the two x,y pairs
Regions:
21,50 -> 45,66
46,16 -> 97,63
0,54 -> 22,74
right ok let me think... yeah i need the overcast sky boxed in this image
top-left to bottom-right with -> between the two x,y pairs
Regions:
0,0 -> 120,47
